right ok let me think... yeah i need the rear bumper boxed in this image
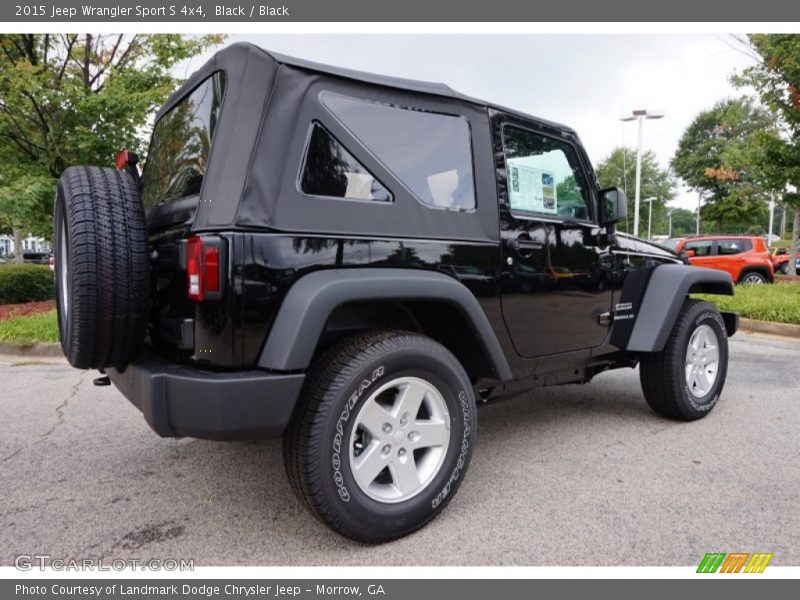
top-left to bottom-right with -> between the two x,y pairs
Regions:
107,350 -> 305,440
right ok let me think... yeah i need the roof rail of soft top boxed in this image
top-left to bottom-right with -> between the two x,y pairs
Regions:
156,42 -> 576,136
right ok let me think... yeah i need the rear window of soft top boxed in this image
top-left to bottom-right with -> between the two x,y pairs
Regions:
141,71 -> 226,210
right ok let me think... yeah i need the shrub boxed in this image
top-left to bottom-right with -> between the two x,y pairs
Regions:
0,264 -> 55,304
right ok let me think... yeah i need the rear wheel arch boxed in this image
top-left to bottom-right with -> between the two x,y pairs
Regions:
257,269 -> 512,382
737,266 -> 771,284
318,299 -> 502,381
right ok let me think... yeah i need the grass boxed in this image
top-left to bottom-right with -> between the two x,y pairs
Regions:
0,283 -> 796,345
0,309 -> 59,345
694,282 -> 800,325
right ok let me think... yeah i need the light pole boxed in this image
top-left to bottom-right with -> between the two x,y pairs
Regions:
696,191 -> 702,235
645,197 -> 657,240
768,197 -> 775,248
620,108 -> 665,238
667,206 -> 673,238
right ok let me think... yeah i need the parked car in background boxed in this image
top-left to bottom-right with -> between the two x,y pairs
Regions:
771,247 -> 800,275
22,251 -> 52,265
670,235 -> 774,284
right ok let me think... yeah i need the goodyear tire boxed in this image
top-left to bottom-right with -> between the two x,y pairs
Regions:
283,330 -> 476,542
54,166 -> 149,369
639,299 -> 728,421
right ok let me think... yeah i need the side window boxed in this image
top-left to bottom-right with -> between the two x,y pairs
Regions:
141,71 -> 226,210
501,125 -> 592,220
684,240 -> 713,257
299,123 -> 391,202
320,92 -> 475,211
717,239 -> 751,255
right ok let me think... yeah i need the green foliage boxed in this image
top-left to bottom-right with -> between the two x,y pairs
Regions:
671,97 -> 780,232
595,147 -> 675,236
0,34 -> 224,241
694,282 -> 800,325
0,264 -> 54,303
668,207 -> 698,236
0,309 -> 58,344
734,34 -> 800,275
0,171 -> 55,239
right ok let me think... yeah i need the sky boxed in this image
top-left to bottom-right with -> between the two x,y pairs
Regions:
182,34 -> 758,211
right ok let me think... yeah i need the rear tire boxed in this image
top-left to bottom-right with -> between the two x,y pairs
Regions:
739,271 -> 767,285
639,299 -> 728,421
54,166 -> 149,369
283,330 -> 476,542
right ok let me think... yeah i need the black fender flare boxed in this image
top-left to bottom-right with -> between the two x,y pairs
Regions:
257,268 -> 513,380
623,264 -> 734,353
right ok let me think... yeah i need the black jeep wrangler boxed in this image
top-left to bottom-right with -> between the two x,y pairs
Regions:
54,43 -> 738,542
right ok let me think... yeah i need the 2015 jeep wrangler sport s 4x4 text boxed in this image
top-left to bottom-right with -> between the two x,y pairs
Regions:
54,43 -> 738,542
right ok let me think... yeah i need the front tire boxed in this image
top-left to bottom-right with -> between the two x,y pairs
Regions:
283,330 -> 476,542
639,299 -> 728,421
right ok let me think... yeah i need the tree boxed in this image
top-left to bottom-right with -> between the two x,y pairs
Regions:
595,147 -> 676,237
733,34 -> 800,275
0,34 -> 224,261
671,97 -> 780,234
668,207 -> 698,237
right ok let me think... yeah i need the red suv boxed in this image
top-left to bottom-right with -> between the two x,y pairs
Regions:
667,236 -> 774,284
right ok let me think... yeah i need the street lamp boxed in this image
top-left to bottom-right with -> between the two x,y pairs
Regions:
644,197 -> 657,240
620,108 -> 665,238
768,197 -> 775,248
696,191 -> 702,235
667,206 -> 673,238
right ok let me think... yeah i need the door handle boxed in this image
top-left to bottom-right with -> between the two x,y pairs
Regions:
512,237 -> 543,252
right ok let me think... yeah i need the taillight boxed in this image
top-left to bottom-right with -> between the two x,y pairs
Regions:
204,245 -> 220,293
115,149 -> 130,171
187,236 -> 203,300
185,236 -> 225,302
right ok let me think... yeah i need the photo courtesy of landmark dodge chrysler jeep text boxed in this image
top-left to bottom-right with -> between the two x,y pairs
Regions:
53,43 -> 739,542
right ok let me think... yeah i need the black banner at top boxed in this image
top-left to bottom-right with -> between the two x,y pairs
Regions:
3,0 -> 800,22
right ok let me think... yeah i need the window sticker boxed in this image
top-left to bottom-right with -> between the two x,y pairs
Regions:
507,161 -> 558,214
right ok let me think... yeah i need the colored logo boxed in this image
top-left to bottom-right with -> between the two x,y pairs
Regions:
697,552 -> 773,573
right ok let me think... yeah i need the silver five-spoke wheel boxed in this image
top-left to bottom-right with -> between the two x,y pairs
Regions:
349,376 -> 450,503
685,324 -> 719,398
741,273 -> 765,285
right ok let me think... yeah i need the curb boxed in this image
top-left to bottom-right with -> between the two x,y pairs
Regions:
738,318 -> 800,340
0,341 -> 63,358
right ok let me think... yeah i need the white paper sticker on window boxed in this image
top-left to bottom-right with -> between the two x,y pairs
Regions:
508,162 -> 557,214
344,173 -> 375,200
426,169 -> 460,208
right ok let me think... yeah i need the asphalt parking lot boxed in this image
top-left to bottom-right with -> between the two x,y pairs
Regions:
2,332 -> 799,566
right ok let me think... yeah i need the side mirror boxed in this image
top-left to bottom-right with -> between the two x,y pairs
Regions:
599,187 -> 627,225
684,249 -> 696,258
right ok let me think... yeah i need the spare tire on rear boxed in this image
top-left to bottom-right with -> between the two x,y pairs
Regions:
54,166 -> 149,369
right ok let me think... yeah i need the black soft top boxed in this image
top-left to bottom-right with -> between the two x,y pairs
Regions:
155,43 -> 579,242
